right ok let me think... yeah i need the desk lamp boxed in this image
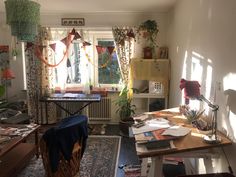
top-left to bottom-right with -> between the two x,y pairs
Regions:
180,79 -> 221,144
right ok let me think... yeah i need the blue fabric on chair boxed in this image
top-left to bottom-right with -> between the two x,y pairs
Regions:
43,115 -> 88,173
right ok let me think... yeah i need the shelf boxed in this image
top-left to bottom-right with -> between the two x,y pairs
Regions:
131,58 -> 170,113
133,93 -> 166,98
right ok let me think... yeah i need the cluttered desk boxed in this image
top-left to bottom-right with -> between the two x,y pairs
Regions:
131,108 -> 232,177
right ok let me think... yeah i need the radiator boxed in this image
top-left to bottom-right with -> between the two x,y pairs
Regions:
87,97 -> 111,121
56,97 -> 112,121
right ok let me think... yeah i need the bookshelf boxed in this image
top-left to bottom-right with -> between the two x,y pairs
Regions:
130,58 -> 170,113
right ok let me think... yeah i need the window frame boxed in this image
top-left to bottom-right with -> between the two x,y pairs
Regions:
92,31 -> 121,89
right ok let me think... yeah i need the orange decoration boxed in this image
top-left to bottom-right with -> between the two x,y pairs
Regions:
2,68 -> 15,80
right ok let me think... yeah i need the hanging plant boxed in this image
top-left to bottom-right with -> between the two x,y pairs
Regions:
137,20 -> 159,48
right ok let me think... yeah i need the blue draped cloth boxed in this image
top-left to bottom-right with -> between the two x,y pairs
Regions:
43,115 -> 88,173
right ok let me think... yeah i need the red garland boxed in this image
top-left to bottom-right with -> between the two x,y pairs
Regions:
34,34 -> 74,67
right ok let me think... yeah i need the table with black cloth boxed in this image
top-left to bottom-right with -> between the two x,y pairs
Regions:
42,114 -> 88,173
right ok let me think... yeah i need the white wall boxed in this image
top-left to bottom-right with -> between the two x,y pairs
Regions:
168,0 -> 236,174
40,12 -> 169,47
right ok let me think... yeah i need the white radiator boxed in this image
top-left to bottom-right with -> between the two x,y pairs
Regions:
87,97 -> 111,121
56,97 -> 112,121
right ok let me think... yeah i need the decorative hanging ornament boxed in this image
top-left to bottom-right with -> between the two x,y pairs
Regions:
96,46 -> 104,54
5,0 -> 40,42
49,43 -> 56,52
127,29 -> 135,38
107,46 -> 115,55
83,41 -> 91,46
25,42 -> 34,51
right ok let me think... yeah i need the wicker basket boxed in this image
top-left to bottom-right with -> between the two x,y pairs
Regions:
40,138 -> 82,177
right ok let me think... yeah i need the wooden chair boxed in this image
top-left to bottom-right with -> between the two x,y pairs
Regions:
40,137 -> 83,177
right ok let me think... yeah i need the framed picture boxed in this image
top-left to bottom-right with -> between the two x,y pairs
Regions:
157,47 -> 168,59
61,18 -> 85,26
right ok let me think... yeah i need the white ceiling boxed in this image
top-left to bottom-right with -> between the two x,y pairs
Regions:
0,0 -> 176,14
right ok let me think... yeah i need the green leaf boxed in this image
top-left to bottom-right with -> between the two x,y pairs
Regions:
0,85 -> 5,97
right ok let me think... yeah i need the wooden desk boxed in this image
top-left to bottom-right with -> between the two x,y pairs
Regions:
133,108 -> 232,177
0,124 -> 40,177
40,93 -> 101,124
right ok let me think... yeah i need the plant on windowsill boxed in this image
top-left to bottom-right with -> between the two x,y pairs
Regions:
12,48 -> 19,60
115,86 -> 136,137
137,20 -> 159,59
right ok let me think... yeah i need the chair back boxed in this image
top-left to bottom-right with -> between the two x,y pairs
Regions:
40,115 -> 88,177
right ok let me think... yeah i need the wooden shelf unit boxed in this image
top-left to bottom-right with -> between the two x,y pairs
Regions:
130,58 -> 170,113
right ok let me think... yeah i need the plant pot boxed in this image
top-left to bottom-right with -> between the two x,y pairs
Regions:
119,120 -> 134,137
143,47 -> 152,59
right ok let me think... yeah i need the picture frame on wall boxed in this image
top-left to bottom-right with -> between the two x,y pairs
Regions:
61,18 -> 85,26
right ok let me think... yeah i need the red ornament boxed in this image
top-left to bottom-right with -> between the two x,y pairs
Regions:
107,46 -> 115,55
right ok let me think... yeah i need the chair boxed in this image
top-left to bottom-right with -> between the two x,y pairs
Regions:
40,115 -> 88,177
40,138 -> 82,177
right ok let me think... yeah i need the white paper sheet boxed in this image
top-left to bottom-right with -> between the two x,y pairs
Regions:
132,118 -> 170,135
162,125 -> 191,137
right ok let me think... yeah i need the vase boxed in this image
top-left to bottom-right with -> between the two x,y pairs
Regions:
143,47 -> 152,59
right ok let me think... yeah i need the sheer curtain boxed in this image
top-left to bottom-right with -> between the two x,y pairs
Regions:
112,27 -> 136,93
27,27 -> 90,124
27,27 -> 57,124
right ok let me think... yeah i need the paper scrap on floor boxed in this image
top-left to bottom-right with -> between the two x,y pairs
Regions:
162,125 -> 191,136
132,118 -> 171,135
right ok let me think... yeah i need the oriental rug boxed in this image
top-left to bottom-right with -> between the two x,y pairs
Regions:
18,135 -> 121,177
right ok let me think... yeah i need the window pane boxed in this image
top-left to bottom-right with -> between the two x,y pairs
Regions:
97,40 -> 121,84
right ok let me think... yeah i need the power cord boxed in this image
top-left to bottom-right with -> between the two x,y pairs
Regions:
221,146 -> 233,174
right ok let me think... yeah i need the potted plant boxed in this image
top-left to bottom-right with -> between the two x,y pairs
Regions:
137,20 -> 159,59
12,48 -> 19,60
115,86 -> 136,136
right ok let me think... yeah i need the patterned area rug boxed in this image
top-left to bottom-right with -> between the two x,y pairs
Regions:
18,135 -> 121,177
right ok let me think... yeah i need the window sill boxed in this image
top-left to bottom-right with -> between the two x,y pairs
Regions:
54,86 -> 120,97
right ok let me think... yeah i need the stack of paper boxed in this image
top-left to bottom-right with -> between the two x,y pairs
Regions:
132,118 -> 171,135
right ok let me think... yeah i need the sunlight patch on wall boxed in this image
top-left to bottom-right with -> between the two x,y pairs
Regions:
181,51 -> 188,79
223,73 -> 236,91
190,55 -> 202,109
180,51 -> 214,111
229,111 -> 236,141
204,64 -> 213,113
208,7 -> 212,20
181,51 -> 188,105
192,51 -> 204,59
223,73 -> 236,141
191,56 -> 203,82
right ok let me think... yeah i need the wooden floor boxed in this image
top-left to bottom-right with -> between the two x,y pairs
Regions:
99,124 -> 186,177
101,124 -> 140,177
36,123 -> 185,177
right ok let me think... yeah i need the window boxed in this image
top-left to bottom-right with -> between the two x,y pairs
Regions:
51,30 -> 121,89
